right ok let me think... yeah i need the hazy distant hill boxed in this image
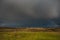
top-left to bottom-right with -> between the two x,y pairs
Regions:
52,18 -> 60,25
0,18 -> 59,28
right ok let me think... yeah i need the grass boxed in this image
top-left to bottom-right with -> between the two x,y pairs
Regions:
0,31 -> 60,40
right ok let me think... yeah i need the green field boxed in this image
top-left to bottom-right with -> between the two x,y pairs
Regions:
0,31 -> 60,40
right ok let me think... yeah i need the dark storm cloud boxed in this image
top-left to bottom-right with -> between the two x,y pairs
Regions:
0,0 -> 59,19
0,0 -> 60,26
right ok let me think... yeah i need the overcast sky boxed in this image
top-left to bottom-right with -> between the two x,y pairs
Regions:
0,0 -> 60,26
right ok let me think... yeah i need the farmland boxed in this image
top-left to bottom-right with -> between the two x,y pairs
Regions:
0,27 -> 60,40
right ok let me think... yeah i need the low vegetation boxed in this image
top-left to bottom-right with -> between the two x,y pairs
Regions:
0,27 -> 60,40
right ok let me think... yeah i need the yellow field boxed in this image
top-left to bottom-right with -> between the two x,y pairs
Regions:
0,28 -> 60,40
0,31 -> 60,40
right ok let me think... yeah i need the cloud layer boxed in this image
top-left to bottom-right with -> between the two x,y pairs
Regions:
0,0 -> 60,27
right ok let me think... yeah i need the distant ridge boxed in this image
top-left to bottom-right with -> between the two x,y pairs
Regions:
0,19 -> 59,28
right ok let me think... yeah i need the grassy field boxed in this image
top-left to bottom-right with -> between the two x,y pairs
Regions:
0,31 -> 60,40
